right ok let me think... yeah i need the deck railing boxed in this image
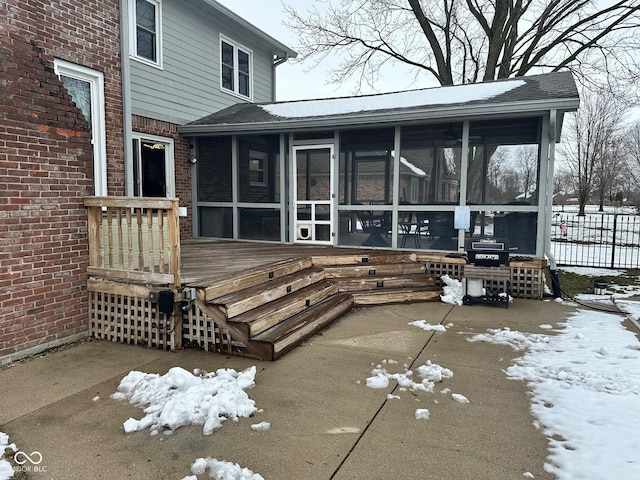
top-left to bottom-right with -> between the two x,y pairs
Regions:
84,197 -> 181,287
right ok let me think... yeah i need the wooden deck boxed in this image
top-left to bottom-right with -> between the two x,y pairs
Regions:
178,240 -> 445,360
85,200 -> 544,361
179,239 -> 415,286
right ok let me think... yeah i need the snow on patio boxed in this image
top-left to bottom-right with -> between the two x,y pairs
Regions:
3,268 -> 640,480
110,366 -> 259,436
468,309 -> 640,479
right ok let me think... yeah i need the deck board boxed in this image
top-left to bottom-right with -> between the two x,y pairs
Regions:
180,240 -> 406,286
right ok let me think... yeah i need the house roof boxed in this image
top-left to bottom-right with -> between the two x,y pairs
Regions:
178,71 -> 579,136
202,0 -> 297,60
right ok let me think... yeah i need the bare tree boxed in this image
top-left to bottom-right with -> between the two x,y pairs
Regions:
594,135 -> 626,211
560,90 -> 627,215
513,145 -> 538,198
623,120 -> 640,191
285,0 -> 640,92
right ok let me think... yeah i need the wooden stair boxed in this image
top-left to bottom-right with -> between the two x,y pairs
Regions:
186,253 -> 442,361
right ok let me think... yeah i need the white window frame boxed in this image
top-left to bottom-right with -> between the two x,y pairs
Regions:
131,132 -> 175,198
249,150 -> 268,186
129,0 -> 163,69
54,59 -> 107,196
220,35 -> 253,101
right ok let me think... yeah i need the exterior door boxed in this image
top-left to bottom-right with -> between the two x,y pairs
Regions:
293,145 -> 333,245
132,135 -> 175,198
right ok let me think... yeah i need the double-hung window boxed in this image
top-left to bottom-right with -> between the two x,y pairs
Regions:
130,0 -> 162,68
220,37 -> 252,100
249,151 -> 268,186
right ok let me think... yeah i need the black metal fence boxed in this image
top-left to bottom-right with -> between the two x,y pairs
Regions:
550,211 -> 640,269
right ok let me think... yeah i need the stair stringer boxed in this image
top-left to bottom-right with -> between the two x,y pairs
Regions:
193,299 -> 272,360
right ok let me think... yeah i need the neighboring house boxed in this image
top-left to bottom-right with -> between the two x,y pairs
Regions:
0,0 -> 295,363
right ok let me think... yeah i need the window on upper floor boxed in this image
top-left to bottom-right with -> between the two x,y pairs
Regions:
220,37 -> 252,100
130,0 -> 163,68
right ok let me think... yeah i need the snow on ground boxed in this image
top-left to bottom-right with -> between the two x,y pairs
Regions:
469,309 -> 640,479
183,457 -> 264,480
408,319 -> 447,332
617,300 -> 640,322
559,266 -> 626,277
5,271 -> 640,480
440,274 -> 464,305
365,359 -> 455,398
111,366 -> 258,436
0,432 -> 17,480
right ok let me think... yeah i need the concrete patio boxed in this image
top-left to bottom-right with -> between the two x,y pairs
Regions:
0,299 -> 576,479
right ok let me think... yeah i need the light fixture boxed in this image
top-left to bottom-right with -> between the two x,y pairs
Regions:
443,124 -> 459,145
189,157 -> 198,164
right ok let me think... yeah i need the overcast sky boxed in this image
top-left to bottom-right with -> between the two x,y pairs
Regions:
216,0 -> 427,101
216,0 -> 640,123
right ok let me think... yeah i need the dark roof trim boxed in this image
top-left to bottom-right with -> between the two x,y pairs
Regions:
178,98 -> 579,136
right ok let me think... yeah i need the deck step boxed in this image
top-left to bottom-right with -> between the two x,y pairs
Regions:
229,280 -> 339,337
311,252 -> 416,266
252,293 -> 354,360
200,257 -> 313,301
211,267 -> 326,318
323,262 -> 426,278
336,274 -> 436,292
351,287 -> 442,306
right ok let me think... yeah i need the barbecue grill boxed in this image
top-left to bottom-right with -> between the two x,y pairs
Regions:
465,238 -> 510,266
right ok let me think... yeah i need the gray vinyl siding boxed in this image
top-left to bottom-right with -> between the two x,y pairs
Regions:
129,0 -> 276,125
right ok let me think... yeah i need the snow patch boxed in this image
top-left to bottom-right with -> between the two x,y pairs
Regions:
408,320 -> 446,332
415,409 -> 430,420
440,275 -> 464,305
112,366 -> 258,436
187,457 -> 264,480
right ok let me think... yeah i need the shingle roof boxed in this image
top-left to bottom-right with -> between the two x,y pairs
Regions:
179,71 -> 579,135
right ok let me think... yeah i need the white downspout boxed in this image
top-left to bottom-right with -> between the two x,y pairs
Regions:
120,0 -> 134,196
546,109 -> 562,297
272,53 -> 290,101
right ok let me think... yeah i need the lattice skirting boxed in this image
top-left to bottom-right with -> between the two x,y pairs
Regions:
181,303 -> 258,359
420,254 -> 545,299
88,282 -> 176,350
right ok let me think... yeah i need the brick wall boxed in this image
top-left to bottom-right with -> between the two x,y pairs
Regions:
132,115 -> 193,239
0,0 -> 123,363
